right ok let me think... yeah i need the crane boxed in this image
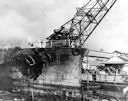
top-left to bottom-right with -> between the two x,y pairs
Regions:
46,0 -> 117,48
15,0 -> 117,80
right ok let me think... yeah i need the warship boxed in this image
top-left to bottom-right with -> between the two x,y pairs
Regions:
2,0 -> 127,101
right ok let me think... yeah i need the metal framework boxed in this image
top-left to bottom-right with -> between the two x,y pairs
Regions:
47,0 -> 117,48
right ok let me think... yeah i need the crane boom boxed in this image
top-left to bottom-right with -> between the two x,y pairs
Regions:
46,0 -> 117,48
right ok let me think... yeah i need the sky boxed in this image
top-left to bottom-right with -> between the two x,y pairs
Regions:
0,0 -> 127,52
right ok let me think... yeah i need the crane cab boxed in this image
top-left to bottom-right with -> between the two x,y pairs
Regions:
46,27 -> 71,48
45,27 -> 80,48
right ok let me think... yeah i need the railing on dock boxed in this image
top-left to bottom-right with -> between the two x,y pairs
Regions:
82,73 -> 128,84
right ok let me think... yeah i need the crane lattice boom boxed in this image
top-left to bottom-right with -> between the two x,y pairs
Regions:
46,0 -> 117,48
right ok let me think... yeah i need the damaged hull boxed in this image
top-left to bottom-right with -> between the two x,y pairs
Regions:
3,47 -> 86,99
2,47 -> 86,93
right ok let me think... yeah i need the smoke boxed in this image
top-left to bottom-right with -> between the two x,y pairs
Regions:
0,9 -> 33,47
0,0 -> 84,48
0,11 -> 29,39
